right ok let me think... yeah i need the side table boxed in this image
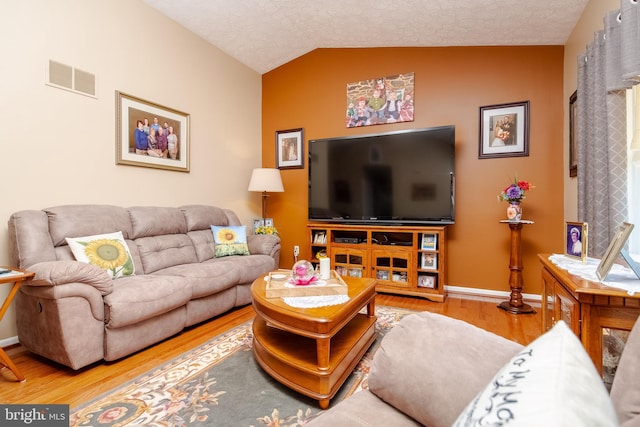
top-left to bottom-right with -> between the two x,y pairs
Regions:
0,267 -> 35,382
498,220 -> 535,314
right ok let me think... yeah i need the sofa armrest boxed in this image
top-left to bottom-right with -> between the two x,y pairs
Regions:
368,312 -> 524,427
247,234 -> 280,257
28,260 -> 113,295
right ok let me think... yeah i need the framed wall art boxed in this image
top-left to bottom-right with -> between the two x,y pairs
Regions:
346,72 -> 414,127
569,90 -> 578,177
116,91 -> 190,172
565,221 -> 588,262
478,100 -> 529,159
276,128 -> 304,169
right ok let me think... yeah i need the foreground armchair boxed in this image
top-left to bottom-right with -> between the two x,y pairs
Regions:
310,311 -> 640,426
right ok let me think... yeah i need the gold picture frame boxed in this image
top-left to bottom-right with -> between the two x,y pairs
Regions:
116,91 -> 190,172
565,221 -> 588,262
596,222 -> 639,281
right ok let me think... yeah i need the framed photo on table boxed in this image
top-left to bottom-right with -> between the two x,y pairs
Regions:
597,222 -> 640,281
276,128 -> 304,169
565,221 -> 588,262
478,101 -> 529,159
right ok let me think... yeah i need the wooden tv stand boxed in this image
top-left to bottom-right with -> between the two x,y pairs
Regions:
308,223 -> 447,302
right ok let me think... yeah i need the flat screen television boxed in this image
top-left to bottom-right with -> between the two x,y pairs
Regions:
308,125 -> 455,225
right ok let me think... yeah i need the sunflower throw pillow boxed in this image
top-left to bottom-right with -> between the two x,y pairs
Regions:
66,231 -> 135,279
211,225 -> 250,257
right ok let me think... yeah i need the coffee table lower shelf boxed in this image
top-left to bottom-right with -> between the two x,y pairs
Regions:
252,313 -> 376,409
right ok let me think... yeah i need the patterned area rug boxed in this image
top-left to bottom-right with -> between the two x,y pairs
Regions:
70,306 -> 415,426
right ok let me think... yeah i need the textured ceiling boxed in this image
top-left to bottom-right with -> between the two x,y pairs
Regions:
142,0 -> 590,74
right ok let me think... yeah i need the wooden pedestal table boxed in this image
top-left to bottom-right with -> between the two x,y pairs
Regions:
0,267 -> 35,382
251,275 -> 377,409
498,220 -> 535,314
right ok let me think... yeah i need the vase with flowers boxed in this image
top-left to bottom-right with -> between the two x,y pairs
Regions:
498,175 -> 534,221
255,225 -> 278,236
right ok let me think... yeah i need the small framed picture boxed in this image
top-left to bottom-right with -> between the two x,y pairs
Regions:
421,253 -> 437,270
252,218 -> 273,233
276,128 -> 304,169
421,233 -> 437,250
376,270 -> 389,280
418,275 -> 436,288
478,101 -> 529,159
569,91 -> 578,177
565,221 -> 588,262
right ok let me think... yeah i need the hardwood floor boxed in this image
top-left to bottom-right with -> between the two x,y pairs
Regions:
0,294 -> 541,407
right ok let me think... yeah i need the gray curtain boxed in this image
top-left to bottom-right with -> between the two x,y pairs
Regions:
577,0 -> 640,257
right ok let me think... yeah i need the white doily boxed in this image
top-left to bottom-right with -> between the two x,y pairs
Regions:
548,254 -> 640,296
282,295 -> 350,308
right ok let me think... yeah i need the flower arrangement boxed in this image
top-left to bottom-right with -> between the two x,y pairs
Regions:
498,175 -> 534,204
255,225 -> 278,236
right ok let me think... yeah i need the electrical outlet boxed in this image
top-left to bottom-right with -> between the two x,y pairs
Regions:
293,245 -> 300,257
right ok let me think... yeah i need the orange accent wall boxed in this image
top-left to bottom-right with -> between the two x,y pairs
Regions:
262,46 -> 565,295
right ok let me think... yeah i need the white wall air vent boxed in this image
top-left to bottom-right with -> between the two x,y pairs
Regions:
46,60 -> 97,98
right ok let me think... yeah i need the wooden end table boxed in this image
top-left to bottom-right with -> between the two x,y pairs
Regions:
251,274 -> 377,409
0,267 -> 35,382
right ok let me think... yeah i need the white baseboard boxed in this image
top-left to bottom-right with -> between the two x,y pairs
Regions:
0,336 -> 19,348
445,285 -> 541,305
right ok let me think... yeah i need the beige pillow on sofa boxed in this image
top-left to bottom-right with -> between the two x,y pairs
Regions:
368,312 -> 524,427
453,321 -> 617,426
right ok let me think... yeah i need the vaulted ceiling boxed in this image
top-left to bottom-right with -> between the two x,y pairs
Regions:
143,0 -> 590,74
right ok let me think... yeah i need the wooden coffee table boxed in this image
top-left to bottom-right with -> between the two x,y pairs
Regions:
251,274 -> 377,408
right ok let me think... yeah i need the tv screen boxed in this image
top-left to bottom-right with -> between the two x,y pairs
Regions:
308,126 -> 455,225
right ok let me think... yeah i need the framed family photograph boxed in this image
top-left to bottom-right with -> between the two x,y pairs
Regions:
565,221 -> 588,262
478,100 -> 529,159
276,128 -> 304,169
569,90 -> 578,177
116,91 -> 190,172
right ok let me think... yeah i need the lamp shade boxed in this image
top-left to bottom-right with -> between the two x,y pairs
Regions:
248,168 -> 284,193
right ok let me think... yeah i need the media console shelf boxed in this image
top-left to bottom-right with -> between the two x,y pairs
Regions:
308,223 -> 447,302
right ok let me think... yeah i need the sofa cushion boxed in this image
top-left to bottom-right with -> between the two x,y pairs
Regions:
152,261 -> 240,298
128,206 -> 188,239
180,205 -> 230,231
103,275 -> 191,328
307,389 -> 422,426
135,234 -> 199,274
453,321 -> 618,427
610,316 -> 640,427
46,205 -> 133,246
66,231 -> 135,279
368,312 -> 524,427
211,225 -> 250,257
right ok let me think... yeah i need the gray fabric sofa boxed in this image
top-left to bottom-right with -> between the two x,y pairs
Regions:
309,311 -> 640,426
7,204 -> 280,370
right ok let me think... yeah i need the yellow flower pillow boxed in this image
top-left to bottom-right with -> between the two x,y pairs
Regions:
66,231 -> 135,279
211,225 -> 250,257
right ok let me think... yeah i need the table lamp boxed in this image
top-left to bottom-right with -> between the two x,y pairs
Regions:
248,168 -> 284,221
